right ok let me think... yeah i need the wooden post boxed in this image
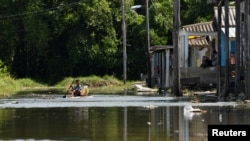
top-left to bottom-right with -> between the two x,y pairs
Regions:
217,1 -> 222,98
235,0 -> 241,95
224,0 -> 229,98
245,0 -> 250,98
173,0 -> 181,96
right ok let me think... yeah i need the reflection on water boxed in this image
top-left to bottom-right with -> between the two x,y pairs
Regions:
1,105 -> 250,141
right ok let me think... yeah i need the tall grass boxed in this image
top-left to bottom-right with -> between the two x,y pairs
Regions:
0,76 -> 18,94
0,75 -> 136,96
54,75 -> 129,87
0,76 -> 47,95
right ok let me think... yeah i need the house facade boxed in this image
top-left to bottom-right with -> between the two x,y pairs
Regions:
214,6 -> 236,66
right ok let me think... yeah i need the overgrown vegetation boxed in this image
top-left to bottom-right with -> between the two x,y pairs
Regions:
0,0 -> 215,83
0,0 -> 217,97
0,75 -> 137,97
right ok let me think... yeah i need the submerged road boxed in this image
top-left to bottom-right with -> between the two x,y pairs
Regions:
0,94 -> 238,108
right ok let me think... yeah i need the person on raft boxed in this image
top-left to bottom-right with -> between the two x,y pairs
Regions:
70,79 -> 82,97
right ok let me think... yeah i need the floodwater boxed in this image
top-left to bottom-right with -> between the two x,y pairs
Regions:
0,93 -> 249,141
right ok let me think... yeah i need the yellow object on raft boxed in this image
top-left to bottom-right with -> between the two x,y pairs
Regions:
82,85 -> 89,96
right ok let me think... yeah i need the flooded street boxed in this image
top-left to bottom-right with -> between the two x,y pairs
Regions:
0,94 -> 249,141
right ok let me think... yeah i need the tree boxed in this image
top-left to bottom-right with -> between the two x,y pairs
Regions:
125,0 -> 173,79
0,0 -> 214,83
181,0 -> 215,25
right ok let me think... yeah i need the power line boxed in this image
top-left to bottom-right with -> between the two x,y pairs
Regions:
0,1 -> 80,21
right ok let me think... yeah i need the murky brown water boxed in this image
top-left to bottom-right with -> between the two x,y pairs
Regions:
0,94 -> 249,141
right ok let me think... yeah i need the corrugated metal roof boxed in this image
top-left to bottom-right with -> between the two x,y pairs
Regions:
214,6 -> 236,27
181,21 -> 214,48
188,37 -> 209,48
150,45 -> 173,52
182,21 -> 216,32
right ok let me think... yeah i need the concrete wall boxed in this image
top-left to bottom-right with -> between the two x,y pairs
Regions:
180,67 -> 217,84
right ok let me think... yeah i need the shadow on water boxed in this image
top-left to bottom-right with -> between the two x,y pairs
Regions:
0,92 -> 249,141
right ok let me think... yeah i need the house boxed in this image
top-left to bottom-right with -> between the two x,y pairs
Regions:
181,21 -> 217,68
150,45 -> 173,89
174,5 -> 238,85
214,6 -> 236,66
151,2 -> 247,97
180,6 -> 236,68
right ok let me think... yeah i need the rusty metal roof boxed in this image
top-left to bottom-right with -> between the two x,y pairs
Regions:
214,6 -> 236,27
182,21 -> 216,32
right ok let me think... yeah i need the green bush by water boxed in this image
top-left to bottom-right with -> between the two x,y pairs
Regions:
0,75 -> 136,96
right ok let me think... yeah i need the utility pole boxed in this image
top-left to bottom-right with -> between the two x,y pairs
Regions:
122,0 -> 127,84
146,0 -> 152,87
173,0 -> 181,96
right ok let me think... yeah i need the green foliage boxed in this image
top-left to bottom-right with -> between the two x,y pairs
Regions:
181,0 -> 214,25
0,76 -> 16,94
0,76 -> 48,95
55,75 -> 123,88
0,60 -> 8,76
16,78 -> 46,87
0,0 -> 215,82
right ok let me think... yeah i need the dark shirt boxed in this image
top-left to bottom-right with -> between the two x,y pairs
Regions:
200,58 -> 212,68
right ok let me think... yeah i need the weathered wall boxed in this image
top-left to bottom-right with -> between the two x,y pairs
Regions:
181,67 -> 217,84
